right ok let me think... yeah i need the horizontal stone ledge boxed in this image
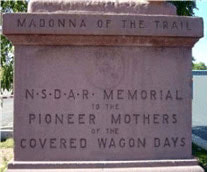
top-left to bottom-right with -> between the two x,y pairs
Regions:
6,35 -> 199,46
8,159 -> 199,169
6,166 -> 205,172
3,13 -> 203,38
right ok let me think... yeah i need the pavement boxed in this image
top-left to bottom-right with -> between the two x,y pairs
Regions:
1,98 -> 13,128
0,95 -> 13,141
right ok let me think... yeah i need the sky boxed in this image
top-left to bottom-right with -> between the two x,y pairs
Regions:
193,0 -> 207,65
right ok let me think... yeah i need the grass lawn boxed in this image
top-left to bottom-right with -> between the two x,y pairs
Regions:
0,138 -> 207,172
0,138 -> 14,172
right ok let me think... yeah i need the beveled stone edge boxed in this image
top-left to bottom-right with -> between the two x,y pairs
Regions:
5,35 -> 199,47
6,166 -> 205,172
8,159 -> 199,169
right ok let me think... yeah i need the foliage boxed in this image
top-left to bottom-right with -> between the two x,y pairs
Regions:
0,0 -> 27,92
1,35 -> 14,91
192,143 -> 207,172
169,1 -> 197,16
193,62 -> 207,70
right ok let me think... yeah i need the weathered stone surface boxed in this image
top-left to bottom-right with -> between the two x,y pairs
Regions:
3,0 -> 204,171
3,13 -> 203,37
13,45 -> 193,161
7,159 -> 201,169
27,0 -> 176,15
7,159 -> 204,172
3,35 -> 200,47
7,165 -> 205,172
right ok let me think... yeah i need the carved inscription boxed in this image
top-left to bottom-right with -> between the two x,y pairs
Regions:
5,14 -> 200,37
25,89 -> 183,100
17,17 -> 192,31
19,87 -> 185,151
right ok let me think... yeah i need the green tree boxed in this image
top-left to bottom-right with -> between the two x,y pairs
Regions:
1,0 -> 27,92
169,1 -> 196,16
193,62 -> 207,70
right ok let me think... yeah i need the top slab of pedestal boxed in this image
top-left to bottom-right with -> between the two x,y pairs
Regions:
2,0 -> 203,47
3,0 -> 203,37
3,13 -> 203,37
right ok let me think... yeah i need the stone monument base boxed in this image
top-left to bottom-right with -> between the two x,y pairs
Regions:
7,159 -> 204,172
